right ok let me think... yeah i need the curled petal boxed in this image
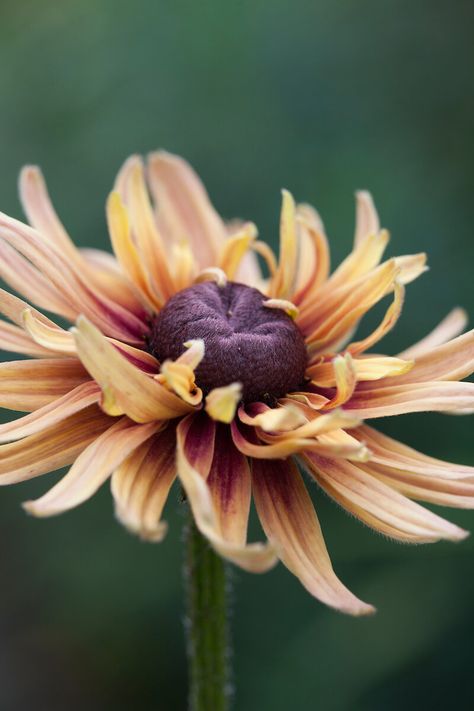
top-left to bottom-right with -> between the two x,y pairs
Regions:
321,353 -> 357,410
73,316 -> 194,422
231,418 -> 315,459
252,456 -> 374,615
263,299 -> 299,319
24,417 -> 159,517
111,424 -> 177,541
0,287 -> 58,329
309,354 -> 414,386
292,206 -> 330,305
239,402 -> 307,432
159,340 -> 204,406
205,383 -> 242,424
303,453 -> 468,543
194,267 -> 228,287
348,282 -> 405,355
399,307 -> 469,360
22,309 -> 76,354
177,414 -> 276,572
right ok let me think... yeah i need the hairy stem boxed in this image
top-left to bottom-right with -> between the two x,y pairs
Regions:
184,511 -> 232,711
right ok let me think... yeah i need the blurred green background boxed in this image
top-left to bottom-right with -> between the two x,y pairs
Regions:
0,1 -> 473,709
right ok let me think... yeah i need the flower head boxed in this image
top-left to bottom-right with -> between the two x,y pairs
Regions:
0,153 -> 473,615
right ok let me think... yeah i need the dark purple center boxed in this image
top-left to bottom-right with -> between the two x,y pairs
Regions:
148,281 -> 308,403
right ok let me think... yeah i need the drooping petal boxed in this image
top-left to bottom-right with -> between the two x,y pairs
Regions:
0,358 -> 90,411
303,453 -> 468,543
147,151 -> 227,268
176,413 -> 277,572
252,456 -> 374,615
320,353 -> 357,409
22,309 -> 76,354
111,424 -> 177,541
399,307 -> 469,360
0,381 -> 100,443
219,223 -> 257,280
24,417 -> 159,516
308,354 -> 414,386
158,339 -> 204,406
346,381 -> 474,418
0,405 -> 112,485
73,316 -> 194,422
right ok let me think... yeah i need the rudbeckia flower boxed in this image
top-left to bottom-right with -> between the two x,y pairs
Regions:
0,152 -> 473,616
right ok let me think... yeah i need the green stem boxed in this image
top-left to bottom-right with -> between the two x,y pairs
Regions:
184,510 -> 232,711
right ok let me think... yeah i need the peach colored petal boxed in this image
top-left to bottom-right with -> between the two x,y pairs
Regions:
303,453 -> 468,543
399,307 -> 469,360
127,161 -> 177,300
380,330 -> 474,386
205,383 -> 242,424
219,223 -> 257,280
320,353 -> 357,409
393,253 -> 428,284
353,425 -> 474,480
111,424 -> 176,541
158,340 -> 204,406
147,151 -> 227,268
194,267 -> 228,287
268,190 -> 298,299
231,418 -> 315,459
110,341 -> 159,374
177,414 -> 277,572
106,191 -> 162,311
252,456 -> 374,615
0,381 -> 100,443
309,354 -> 414,386
251,240 -> 278,277
0,358 -> 90,411
346,381 -> 474,418
0,319 -> 53,358
22,309 -> 76,354
0,287 -> 58,329
324,230 -> 389,294
238,402 -> 307,432
0,237 -> 74,318
73,316 -> 194,422
354,191 -> 380,247
292,205 -> 330,305
24,417 -> 158,516
0,405 -> 112,485
348,282 -> 405,355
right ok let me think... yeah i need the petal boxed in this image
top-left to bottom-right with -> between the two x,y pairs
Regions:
320,353 -> 357,409
376,330 -> 474,386
22,309 -> 76,354
348,282 -> 405,355
231,418 -> 315,459
158,339 -> 204,406
399,307 -> 469,360
0,358 -> 90,411
73,316 -> 194,422
309,354 -> 414,386
0,381 -> 100,443
176,413 -> 277,572
346,381 -> 474,418
303,453 -> 468,543
354,191 -> 380,247
147,151 -> 227,268
24,417 -> 159,516
111,424 -> 177,541
0,405 -> 112,485
205,383 -> 242,424
219,223 -> 257,280
353,425 -> 474,480
268,190 -> 299,299
252,456 -> 374,615
0,286 -> 59,329
0,319 -> 53,358
292,204 -> 330,305
207,424 -> 252,545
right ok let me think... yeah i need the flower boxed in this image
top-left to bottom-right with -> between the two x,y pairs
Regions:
0,152 -> 473,616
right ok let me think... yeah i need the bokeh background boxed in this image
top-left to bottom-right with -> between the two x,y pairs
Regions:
0,1 -> 473,709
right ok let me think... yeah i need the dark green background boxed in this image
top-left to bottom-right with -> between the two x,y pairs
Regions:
0,1 -> 473,709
